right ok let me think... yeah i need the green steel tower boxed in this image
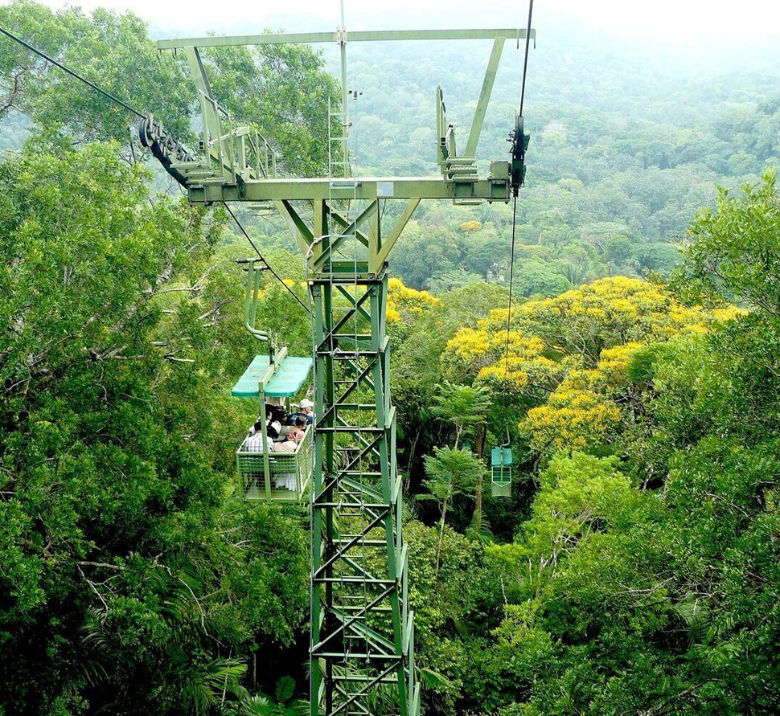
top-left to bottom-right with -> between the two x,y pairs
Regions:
141,17 -> 533,716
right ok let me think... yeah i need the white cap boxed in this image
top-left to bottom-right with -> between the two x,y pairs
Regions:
300,398 -> 314,409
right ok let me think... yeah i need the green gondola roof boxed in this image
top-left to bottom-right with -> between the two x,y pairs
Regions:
231,354 -> 313,399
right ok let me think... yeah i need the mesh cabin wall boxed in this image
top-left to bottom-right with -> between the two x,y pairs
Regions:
236,427 -> 314,502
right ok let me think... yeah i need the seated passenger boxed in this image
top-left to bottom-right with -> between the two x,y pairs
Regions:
273,428 -> 299,490
263,405 -> 282,441
289,398 -> 314,425
244,420 -> 271,453
288,416 -> 308,444
274,428 -> 299,453
266,419 -> 281,441
274,415 -> 304,454
272,406 -> 288,424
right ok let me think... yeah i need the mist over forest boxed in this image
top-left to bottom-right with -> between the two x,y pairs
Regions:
162,10 -> 780,296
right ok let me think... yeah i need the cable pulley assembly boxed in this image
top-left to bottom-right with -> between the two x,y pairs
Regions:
508,114 -> 530,197
137,112 -> 195,186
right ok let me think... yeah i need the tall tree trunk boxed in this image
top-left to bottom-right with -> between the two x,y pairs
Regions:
434,490 -> 451,580
473,421 -> 485,532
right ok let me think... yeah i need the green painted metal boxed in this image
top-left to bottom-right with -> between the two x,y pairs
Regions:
231,347 -> 313,502
491,447 -> 512,498
237,425 -> 313,502
185,176 -> 511,204
242,258 -> 276,361
232,257 -> 314,502
300,100 -> 420,713
157,27 -> 534,50
465,38 -> 505,158
154,19 -> 534,716
491,447 -> 513,466
231,355 -> 314,398
310,268 -> 417,716
337,5 -> 351,176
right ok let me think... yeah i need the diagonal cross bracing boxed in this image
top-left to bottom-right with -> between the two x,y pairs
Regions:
311,265 -> 416,716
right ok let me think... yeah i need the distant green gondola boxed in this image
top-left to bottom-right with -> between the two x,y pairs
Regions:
490,446 -> 512,498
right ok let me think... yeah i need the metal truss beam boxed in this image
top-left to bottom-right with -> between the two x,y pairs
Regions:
188,176 -> 511,204
465,38 -> 505,158
157,27 -> 534,50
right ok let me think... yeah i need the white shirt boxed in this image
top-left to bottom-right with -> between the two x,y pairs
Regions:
244,431 -> 269,453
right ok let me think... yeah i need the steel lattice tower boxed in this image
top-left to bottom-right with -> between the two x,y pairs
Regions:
142,17 -> 533,716
311,264 -> 416,715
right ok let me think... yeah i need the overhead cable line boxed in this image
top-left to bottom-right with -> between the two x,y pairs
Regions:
0,23 -> 309,316
504,195 -> 519,380
0,24 -> 144,118
518,0 -> 534,117
504,0 -> 534,382
223,203 -> 312,316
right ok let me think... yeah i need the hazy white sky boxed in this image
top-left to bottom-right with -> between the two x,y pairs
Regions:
21,0 -> 780,46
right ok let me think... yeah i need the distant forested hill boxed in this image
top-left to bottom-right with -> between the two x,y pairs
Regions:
3,9 -> 780,293
318,22 -> 780,292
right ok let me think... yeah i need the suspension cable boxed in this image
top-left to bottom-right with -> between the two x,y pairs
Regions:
503,195 -> 518,381
0,23 -> 310,316
223,203 -> 312,316
0,24 -> 144,119
503,0 -> 534,382
518,0 -> 534,117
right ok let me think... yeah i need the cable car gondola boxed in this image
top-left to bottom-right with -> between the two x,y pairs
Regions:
231,259 -> 314,502
490,430 -> 513,498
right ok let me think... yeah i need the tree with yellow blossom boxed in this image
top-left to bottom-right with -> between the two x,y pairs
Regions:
386,277 -> 441,339
442,277 -> 742,456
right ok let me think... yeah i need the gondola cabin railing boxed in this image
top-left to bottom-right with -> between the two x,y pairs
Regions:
237,425 -> 314,501
491,446 -> 512,498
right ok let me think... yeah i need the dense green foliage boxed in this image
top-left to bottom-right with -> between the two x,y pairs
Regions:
2,1 -> 780,714
0,142 -> 311,714
0,0 -> 339,174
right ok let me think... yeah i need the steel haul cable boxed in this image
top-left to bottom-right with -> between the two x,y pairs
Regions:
0,22 -> 310,316
0,24 -> 144,118
518,0 -> 534,117
504,194 -> 519,380
222,203 -> 312,316
503,0 -> 534,383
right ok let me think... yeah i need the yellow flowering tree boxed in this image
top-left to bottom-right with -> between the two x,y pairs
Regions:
386,277 -> 441,328
476,277 -> 737,364
522,386 -> 622,453
458,220 -> 483,232
442,277 -> 743,457
443,328 -> 568,400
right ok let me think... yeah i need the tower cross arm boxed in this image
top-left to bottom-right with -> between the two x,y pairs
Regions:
187,176 -> 511,203
156,28 -> 535,50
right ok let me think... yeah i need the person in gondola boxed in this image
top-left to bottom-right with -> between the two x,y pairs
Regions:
274,414 -> 303,454
273,422 -> 300,491
289,398 -> 314,425
288,416 -> 308,444
244,420 -> 271,452
264,404 -> 283,441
